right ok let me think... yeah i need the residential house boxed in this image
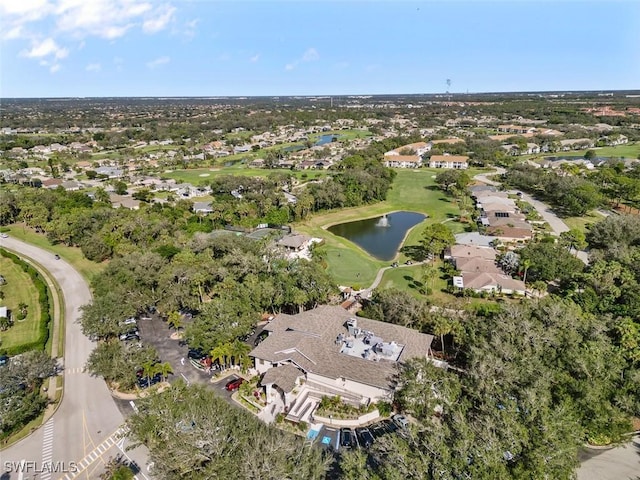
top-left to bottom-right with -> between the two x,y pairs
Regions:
456,272 -> 526,295
193,201 -> 214,214
110,195 -> 140,210
445,245 -> 497,262
61,180 -> 82,191
486,226 -> 533,243
497,125 -> 536,135
383,155 -> 423,168
384,141 -> 431,157
95,166 -> 123,179
277,233 -> 312,252
559,138 -> 595,151
42,178 -> 63,189
250,306 -> 434,415
428,138 -> 464,146
454,232 -> 498,247
429,155 -> 469,169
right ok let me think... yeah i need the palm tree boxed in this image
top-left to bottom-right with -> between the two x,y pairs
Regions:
230,340 -> 252,371
141,361 -> 156,386
157,362 -> 173,382
521,259 -> 532,285
210,343 -> 230,370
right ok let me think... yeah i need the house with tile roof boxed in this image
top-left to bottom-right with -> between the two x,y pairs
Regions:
250,305 -> 434,417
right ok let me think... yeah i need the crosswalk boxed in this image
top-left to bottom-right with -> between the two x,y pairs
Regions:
65,367 -> 84,375
41,418 -> 55,480
59,428 -> 126,480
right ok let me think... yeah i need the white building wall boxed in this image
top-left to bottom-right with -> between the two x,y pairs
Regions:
306,372 -> 391,403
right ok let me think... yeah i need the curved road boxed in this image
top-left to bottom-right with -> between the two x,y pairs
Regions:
1,237 -> 150,480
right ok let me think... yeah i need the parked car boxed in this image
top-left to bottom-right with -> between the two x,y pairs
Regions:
225,377 -> 245,391
379,419 -> 398,434
188,348 -> 206,360
0,233 -> 8,238
121,317 -> 137,326
0,355 -> 8,367
138,372 -> 162,389
119,330 -> 140,342
339,428 -> 357,450
393,414 -> 410,429
54,254 -> 60,260
355,427 -> 374,448
370,423 -> 388,439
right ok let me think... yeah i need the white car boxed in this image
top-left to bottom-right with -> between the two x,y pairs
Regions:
0,233 -> 8,238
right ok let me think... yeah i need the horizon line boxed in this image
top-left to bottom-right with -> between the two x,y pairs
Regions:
3,88 -> 640,101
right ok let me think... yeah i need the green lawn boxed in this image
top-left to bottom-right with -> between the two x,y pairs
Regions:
162,166 -> 329,185
296,168 -> 483,287
563,210 -> 606,233
0,256 -> 42,350
523,142 -> 640,161
3,225 -> 105,283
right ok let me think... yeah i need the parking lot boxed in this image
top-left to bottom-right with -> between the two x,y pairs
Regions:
135,316 -> 241,401
307,416 -> 409,453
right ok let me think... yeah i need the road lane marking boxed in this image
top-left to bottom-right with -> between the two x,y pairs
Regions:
61,427 -> 126,479
41,418 -> 55,480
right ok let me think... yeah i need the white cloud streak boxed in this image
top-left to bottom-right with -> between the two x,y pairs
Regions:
285,47 -> 319,71
146,56 -> 170,68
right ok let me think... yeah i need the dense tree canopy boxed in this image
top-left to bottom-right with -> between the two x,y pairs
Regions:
126,383 -> 331,480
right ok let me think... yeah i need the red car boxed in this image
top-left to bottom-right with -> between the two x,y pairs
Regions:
225,377 -> 244,391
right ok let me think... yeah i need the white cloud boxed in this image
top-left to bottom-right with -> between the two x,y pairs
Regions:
85,62 -> 101,72
22,37 -> 68,59
4,0 -> 179,70
49,63 -> 60,73
143,4 -> 175,33
302,48 -> 319,62
250,54 -> 260,63
3,25 -> 24,39
146,56 -> 170,68
0,0 -> 50,16
285,47 -> 319,71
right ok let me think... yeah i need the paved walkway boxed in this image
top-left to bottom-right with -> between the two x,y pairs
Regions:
577,435 -> 640,480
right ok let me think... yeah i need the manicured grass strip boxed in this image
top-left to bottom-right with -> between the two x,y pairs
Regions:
4,225 -> 105,282
0,256 -> 41,350
161,167 -> 329,185
563,211 -> 606,233
0,249 -> 51,355
296,168 -> 484,287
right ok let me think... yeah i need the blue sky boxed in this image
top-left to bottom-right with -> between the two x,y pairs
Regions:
1,1 -> 639,97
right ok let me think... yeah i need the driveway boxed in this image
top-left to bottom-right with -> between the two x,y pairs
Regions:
577,436 -> 640,480
474,169 -> 589,265
0,237 -> 152,479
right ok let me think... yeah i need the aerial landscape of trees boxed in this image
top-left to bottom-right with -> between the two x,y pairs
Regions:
1,93 -> 640,477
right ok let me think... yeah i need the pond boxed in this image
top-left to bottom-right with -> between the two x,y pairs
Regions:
327,211 -> 426,261
315,134 -> 337,146
282,135 -> 337,152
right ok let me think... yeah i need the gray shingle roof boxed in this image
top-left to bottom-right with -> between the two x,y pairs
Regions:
260,364 -> 302,393
250,306 -> 434,390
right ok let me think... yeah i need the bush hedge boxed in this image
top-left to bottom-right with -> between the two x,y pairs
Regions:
0,249 -> 51,354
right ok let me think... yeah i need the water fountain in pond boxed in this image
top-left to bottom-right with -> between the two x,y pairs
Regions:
376,215 -> 390,227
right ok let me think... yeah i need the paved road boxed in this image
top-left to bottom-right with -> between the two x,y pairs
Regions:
0,237 -> 151,480
473,169 -> 590,265
577,435 -> 640,480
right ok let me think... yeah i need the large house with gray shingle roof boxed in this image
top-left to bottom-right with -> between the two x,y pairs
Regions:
250,305 -> 434,415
